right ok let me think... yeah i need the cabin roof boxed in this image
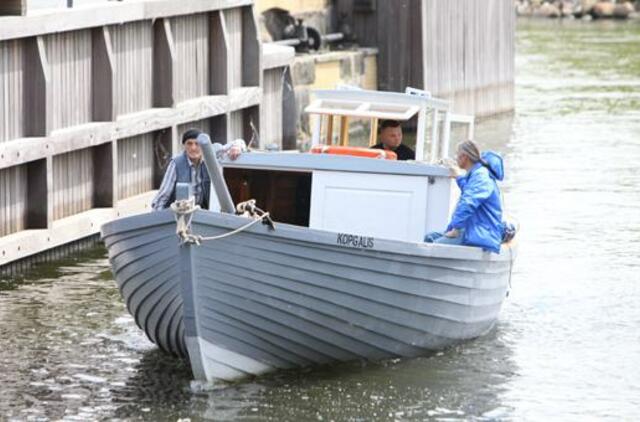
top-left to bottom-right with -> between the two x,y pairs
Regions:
304,88 -> 450,120
220,151 -> 451,178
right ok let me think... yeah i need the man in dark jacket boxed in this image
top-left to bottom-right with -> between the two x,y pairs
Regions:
151,129 -> 243,210
371,120 -> 415,161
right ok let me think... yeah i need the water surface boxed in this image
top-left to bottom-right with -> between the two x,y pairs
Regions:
1,18 -> 640,421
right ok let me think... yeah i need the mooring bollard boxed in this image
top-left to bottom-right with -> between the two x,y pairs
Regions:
175,182 -> 192,202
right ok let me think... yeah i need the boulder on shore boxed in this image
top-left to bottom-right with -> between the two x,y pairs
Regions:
590,2 -> 616,18
612,2 -> 634,18
534,2 -> 562,17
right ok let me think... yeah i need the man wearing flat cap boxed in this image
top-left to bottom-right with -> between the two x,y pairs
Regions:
151,129 -> 245,211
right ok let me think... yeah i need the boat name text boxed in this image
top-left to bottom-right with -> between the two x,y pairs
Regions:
336,233 -> 374,249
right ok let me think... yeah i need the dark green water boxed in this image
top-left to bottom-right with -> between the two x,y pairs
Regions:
2,19 -> 640,421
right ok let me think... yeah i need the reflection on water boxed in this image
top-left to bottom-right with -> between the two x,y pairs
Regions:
2,18 -> 640,421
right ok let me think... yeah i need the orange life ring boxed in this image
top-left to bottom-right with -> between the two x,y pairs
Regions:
310,145 -> 397,160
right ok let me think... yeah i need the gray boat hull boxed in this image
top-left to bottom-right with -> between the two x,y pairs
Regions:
102,209 -> 515,382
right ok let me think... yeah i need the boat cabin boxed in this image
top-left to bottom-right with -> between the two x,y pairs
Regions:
213,88 -> 475,243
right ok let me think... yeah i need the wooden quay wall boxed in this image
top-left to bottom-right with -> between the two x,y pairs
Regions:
0,0 -> 295,272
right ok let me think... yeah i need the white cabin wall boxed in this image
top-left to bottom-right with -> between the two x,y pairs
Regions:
424,176 -> 457,234
309,170 -> 428,242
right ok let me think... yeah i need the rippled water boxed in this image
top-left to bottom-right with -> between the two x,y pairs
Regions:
2,19 -> 640,421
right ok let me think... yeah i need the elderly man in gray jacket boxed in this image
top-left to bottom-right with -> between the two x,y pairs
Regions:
151,129 -> 245,211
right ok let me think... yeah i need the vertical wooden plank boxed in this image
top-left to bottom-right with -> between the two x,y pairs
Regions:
117,134 -> 154,200
243,106 -> 260,148
281,67 -> 296,150
153,18 -> 176,107
153,129 -> 173,188
111,139 -> 119,202
210,114 -> 227,145
52,149 -> 94,220
210,10 -> 230,95
339,116 -> 349,146
91,26 -> 115,121
241,6 -> 261,88
23,36 -> 51,137
225,8 -> 242,89
45,30 -> 92,131
1,40 -> 25,143
172,13 -> 209,102
93,142 -> 113,207
111,20 -> 153,116
0,0 -> 26,15
368,117 -> 378,146
262,67 -> 283,148
228,111 -> 243,143
26,159 -> 47,229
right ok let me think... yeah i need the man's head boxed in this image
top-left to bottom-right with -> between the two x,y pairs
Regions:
455,140 -> 482,171
182,129 -> 203,162
379,120 -> 403,150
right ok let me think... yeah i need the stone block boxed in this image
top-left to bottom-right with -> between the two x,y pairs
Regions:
291,58 -> 316,85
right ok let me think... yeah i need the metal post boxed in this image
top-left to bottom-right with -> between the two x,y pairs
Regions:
311,114 -> 322,146
441,111 -> 452,160
176,183 -> 192,201
196,133 -> 235,214
414,108 -> 426,161
429,110 -> 439,163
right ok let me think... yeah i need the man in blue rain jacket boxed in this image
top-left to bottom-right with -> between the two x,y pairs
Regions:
425,140 -> 504,253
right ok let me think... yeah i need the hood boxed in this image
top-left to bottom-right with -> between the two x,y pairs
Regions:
482,151 -> 504,181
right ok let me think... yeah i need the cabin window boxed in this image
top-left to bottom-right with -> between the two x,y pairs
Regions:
224,169 -> 312,227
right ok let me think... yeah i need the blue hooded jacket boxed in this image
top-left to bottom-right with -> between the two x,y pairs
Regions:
446,151 -> 504,253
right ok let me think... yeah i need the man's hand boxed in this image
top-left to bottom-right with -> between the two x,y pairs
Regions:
444,228 -> 460,238
227,145 -> 242,161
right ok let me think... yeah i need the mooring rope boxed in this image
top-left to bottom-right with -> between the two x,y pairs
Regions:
170,199 -> 274,245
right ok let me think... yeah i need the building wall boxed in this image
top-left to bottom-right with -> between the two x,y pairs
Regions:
335,0 -> 516,117
255,0 -> 329,15
291,48 -> 378,138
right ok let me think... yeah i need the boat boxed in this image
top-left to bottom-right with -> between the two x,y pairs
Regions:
101,87 -> 517,382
